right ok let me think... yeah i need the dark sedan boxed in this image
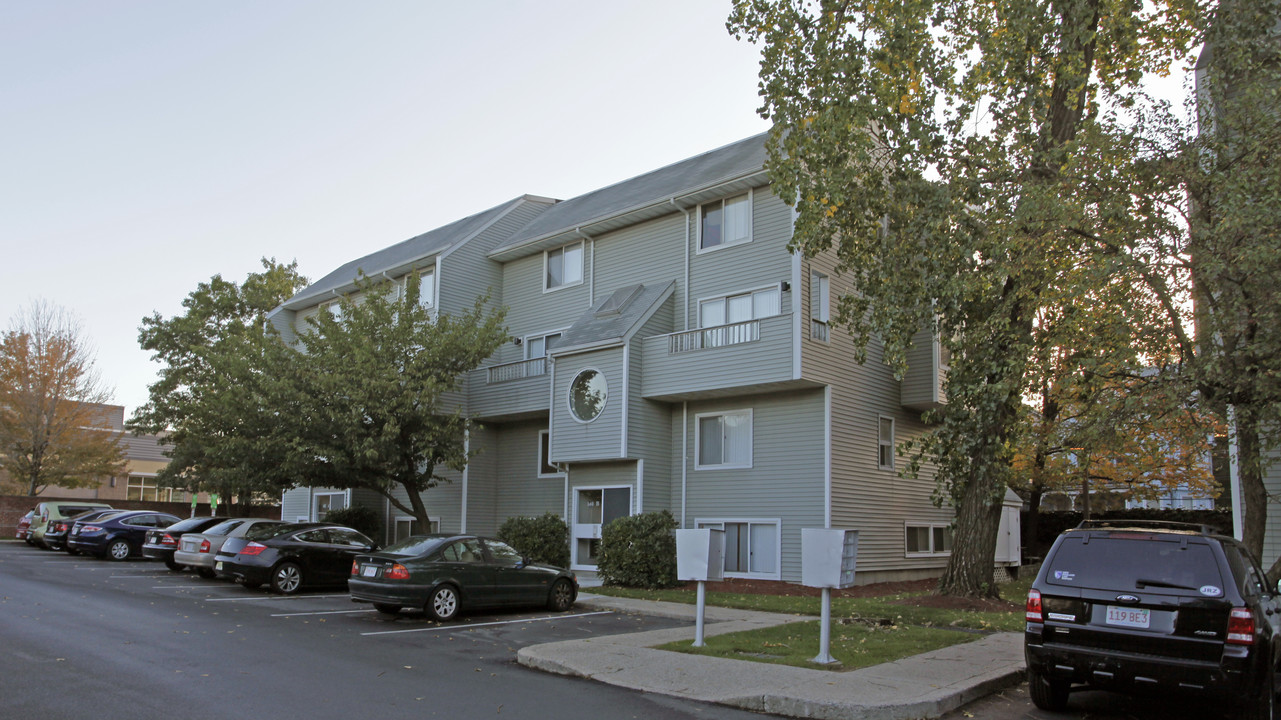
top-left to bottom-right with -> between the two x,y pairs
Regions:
67,510 -> 182,560
44,509 -> 125,553
142,516 -> 229,570
214,522 -> 377,594
348,534 -> 577,620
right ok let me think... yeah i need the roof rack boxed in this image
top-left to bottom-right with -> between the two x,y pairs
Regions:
1075,518 -> 1225,536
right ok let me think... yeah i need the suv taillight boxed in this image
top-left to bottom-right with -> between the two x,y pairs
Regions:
1026,589 -> 1043,623
1227,607 -> 1256,645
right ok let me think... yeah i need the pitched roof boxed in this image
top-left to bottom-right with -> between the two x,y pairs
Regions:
552,282 -> 676,355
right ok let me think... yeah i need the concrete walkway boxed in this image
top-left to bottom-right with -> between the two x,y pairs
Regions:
517,593 -> 1026,720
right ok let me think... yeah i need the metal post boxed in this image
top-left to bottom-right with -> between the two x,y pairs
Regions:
693,580 -> 707,647
812,587 -> 837,664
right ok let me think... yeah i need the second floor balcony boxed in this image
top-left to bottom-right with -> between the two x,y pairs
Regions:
468,357 -> 551,420
641,313 -> 799,401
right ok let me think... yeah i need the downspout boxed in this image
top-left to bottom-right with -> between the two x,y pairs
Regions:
636,458 -> 644,514
576,227 -> 594,306
681,402 -> 688,528
670,199 -> 693,330
460,430 -> 469,533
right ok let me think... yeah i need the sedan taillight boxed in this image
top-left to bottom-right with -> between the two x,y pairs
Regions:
351,560 -> 359,576
160,534 -> 179,547
199,539 -> 211,553
82,525 -> 102,533
1026,589 -> 1043,623
240,542 -> 268,556
1227,607 -> 1256,645
385,563 -> 410,580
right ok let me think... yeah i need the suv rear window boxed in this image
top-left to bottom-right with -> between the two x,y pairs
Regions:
1046,534 -> 1224,592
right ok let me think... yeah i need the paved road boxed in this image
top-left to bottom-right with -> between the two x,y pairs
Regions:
0,541 -> 764,720
940,681 -> 1240,720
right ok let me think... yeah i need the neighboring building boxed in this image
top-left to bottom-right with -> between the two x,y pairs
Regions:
5,403 -> 199,504
272,133 -> 963,584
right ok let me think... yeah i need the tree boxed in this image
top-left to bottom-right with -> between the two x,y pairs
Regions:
0,301 -> 126,495
730,0 -> 1200,596
1178,0 -> 1281,570
274,273 -> 508,531
129,259 -> 308,509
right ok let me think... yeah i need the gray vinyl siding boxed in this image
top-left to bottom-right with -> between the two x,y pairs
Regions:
679,390 -> 826,583
568,461 -> 640,512
492,420 -> 567,522
641,314 -> 794,399
280,487 -> 311,522
550,347 -> 626,462
495,250 -> 593,368
626,311 -> 675,514
467,368 -> 550,420
463,425 -> 498,536
901,329 -> 942,410
268,308 -> 297,346
438,198 -> 554,319
592,213 -> 687,303
798,243 -> 950,580
686,186 -> 794,329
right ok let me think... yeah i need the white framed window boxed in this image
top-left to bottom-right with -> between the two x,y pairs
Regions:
526,331 -> 563,360
696,519 -> 780,579
698,285 -> 781,328
545,241 -> 584,291
878,416 -> 895,470
126,474 -> 167,502
538,430 -> 563,477
313,491 -> 346,521
416,268 -> 436,308
810,271 -> 830,342
695,409 -> 752,470
319,299 -> 343,321
393,516 -> 439,544
905,523 -> 953,557
698,191 -> 752,252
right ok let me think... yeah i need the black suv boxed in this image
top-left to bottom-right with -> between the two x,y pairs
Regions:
1026,520 -> 1281,718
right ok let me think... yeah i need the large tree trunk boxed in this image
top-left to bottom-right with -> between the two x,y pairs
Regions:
1235,409 -> 1268,562
938,474 -> 1006,598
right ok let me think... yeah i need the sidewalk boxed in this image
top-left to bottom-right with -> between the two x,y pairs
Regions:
517,593 -> 1026,720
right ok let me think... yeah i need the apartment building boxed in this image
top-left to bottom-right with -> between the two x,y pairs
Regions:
270,132 -> 957,584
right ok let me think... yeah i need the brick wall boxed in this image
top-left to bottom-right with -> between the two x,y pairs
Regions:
2,494 -> 281,535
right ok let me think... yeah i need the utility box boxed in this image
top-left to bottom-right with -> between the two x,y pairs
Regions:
676,528 -> 725,582
801,528 -> 859,589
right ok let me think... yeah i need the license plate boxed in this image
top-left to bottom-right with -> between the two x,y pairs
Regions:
1105,606 -> 1150,629
361,565 -> 378,578
215,561 -> 223,571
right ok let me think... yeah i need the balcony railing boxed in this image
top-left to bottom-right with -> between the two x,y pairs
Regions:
667,320 -> 760,354
486,357 -> 547,384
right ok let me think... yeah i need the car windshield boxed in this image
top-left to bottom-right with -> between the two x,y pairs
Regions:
380,535 -> 449,557
1047,534 -> 1225,592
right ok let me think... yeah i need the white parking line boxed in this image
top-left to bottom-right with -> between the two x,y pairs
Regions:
271,608 -> 378,617
361,610 -> 613,637
204,594 -> 350,602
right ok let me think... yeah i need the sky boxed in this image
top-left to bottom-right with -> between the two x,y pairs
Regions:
1,1 -> 772,415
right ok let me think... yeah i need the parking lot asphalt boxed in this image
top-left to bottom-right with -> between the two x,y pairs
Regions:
0,541 -> 764,720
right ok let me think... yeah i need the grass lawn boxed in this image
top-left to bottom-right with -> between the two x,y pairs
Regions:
594,576 -> 1032,671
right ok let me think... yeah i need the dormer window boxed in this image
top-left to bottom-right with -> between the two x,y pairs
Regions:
699,191 -> 752,251
545,241 -> 584,291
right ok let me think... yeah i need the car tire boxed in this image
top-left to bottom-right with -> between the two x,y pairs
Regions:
1028,667 -> 1070,712
373,603 -> 401,615
240,580 -> 262,590
107,539 -> 132,561
66,548 -> 80,556
426,585 -> 460,621
547,579 -> 576,612
164,558 -> 182,572
197,568 -> 217,579
270,562 -> 303,595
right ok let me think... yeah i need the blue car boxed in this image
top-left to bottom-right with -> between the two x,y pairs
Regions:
67,510 -> 182,560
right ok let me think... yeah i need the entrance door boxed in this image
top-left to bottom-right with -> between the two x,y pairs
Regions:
572,487 -> 632,569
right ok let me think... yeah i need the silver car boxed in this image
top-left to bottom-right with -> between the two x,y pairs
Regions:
175,518 -> 288,578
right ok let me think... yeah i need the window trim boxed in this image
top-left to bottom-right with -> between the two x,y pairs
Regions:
694,408 -> 754,470
312,491 -> 348,522
878,415 -> 895,470
904,522 -> 954,558
694,517 -> 782,580
543,240 -> 585,293
537,430 -> 564,478
696,189 -> 754,254
566,367 -> 609,424
524,329 -> 567,360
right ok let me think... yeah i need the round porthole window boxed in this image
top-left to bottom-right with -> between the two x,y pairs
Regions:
568,369 -> 608,423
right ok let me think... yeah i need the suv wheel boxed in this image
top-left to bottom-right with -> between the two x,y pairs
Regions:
1028,667 -> 1070,712
1245,666 -> 1276,720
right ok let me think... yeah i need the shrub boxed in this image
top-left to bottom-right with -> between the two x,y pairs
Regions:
497,512 -> 570,568
597,510 -> 678,589
323,505 -> 382,541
